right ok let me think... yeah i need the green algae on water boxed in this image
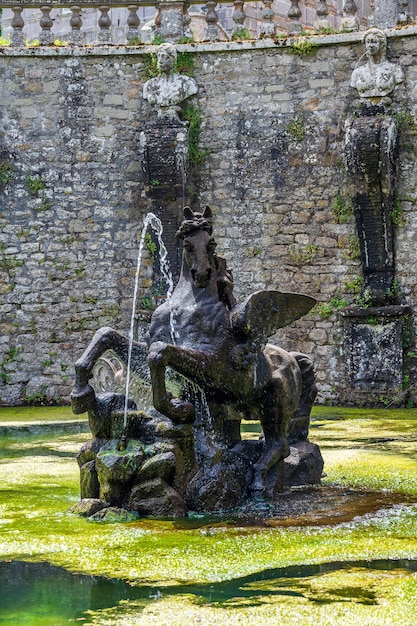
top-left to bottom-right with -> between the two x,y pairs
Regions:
1,406 -> 417,624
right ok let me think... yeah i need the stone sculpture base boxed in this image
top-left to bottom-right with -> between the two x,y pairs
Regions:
73,394 -> 324,519
341,305 -> 411,406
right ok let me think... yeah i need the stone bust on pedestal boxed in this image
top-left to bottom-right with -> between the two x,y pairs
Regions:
143,43 -> 198,121
350,28 -> 403,101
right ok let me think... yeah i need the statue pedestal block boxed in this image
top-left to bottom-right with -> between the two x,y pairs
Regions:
341,305 -> 411,406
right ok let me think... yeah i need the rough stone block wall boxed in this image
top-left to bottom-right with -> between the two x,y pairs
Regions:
1,31 -> 417,406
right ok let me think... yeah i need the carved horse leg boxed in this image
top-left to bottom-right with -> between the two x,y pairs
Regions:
147,341 -> 217,423
71,326 -> 146,414
251,347 -> 302,496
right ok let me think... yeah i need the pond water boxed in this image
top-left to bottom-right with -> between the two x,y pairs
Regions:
2,558 -> 417,625
1,406 -> 417,625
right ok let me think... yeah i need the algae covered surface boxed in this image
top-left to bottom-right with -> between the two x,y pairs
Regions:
0,405 -> 417,625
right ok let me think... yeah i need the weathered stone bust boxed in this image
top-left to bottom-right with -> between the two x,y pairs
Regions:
350,28 -> 403,100
143,43 -> 198,120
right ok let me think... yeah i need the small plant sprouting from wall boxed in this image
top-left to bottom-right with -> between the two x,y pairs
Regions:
288,242 -> 321,265
182,104 -> 210,166
144,47 -> 195,80
26,175 -> 45,196
344,274 -> 373,307
315,294 -> 350,319
287,114 -> 306,141
231,28 -> 252,42
0,160 -> 13,187
392,110 -> 417,134
127,36 -> 142,46
339,234 -> 360,261
332,193 -> 353,223
34,193 -> 51,212
145,233 -> 157,261
391,191 -> 406,227
143,53 -> 159,80
0,242 -> 24,282
0,345 -> 21,384
386,278 -> 401,302
176,52 -> 195,76
289,37 -> 318,57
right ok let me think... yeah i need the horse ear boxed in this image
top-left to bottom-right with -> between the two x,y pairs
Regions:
183,206 -> 194,221
203,206 -> 212,219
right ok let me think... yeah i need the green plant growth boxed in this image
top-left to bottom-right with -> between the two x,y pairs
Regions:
175,51 -> 195,76
127,36 -> 142,46
391,193 -> 406,227
1,408 -> 417,623
0,242 -> 24,279
344,274 -> 372,306
231,28 -> 252,41
26,175 -> 46,196
315,294 -> 350,319
288,242 -> 320,265
177,36 -> 195,44
141,294 -> 153,310
0,345 -> 21,384
181,104 -> 210,166
287,114 -> 306,141
289,36 -> 318,57
332,193 -> 353,223
144,233 -> 157,261
33,191 -> 51,213
152,34 -> 165,45
387,278 -> 401,301
23,386 -> 49,406
74,267 -> 86,279
143,53 -> 159,80
0,160 -> 13,187
339,234 -> 360,261
391,109 -> 417,134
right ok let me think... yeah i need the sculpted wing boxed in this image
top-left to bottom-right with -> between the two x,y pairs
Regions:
231,290 -> 316,342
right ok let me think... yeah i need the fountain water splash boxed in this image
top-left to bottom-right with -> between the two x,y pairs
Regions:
122,212 -> 174,431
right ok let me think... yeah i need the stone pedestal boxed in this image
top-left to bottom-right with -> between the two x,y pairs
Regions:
141,119 -> 189,279
341,305 -> 411,406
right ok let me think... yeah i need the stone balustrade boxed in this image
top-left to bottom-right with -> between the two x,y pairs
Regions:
0,1 -> 404,46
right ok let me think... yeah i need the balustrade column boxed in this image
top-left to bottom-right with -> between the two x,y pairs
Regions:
39,6 -> 54,45
232,0 -> 246,37
97,5 -> 112,43
397,0 -> 410,24
126,5 -> 140,42
341,1 -> 359,31
10,6 -> 25,46
259,0 -> 275,37
314,0 -> 331,32
70,6 -> 84,44
183,1 -> 192,39
204,1 -> 219,41
287,0 -> 302,36
157,2 -> 186,42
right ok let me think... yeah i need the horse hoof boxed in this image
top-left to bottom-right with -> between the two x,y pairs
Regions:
70,384 -> 96,414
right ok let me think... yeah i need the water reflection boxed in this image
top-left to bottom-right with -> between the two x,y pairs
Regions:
1,558 -> 417,624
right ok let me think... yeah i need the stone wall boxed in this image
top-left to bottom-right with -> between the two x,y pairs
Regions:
1,29 -> 417,406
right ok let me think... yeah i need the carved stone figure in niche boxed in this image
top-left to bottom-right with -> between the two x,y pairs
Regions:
350,27 -> 403,100
143,43 -> 198,120
345,28 -> 403,305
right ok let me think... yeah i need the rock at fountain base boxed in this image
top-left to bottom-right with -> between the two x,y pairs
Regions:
284,441 -> 324,487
